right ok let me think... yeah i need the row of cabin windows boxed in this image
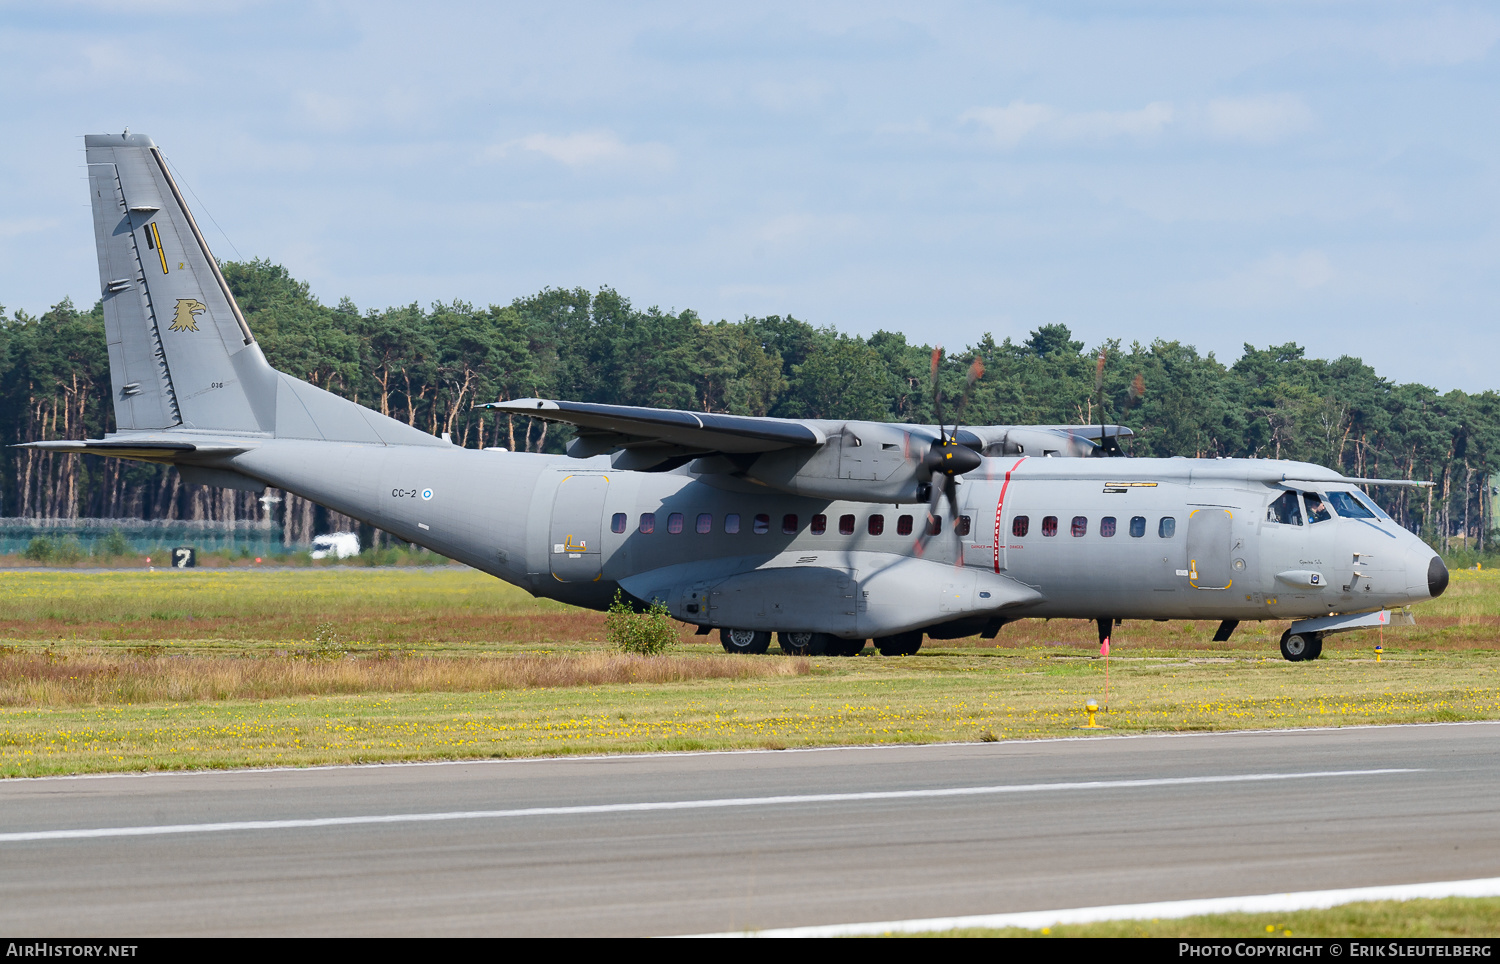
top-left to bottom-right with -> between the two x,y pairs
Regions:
612,512 -> 974,537
1010,515 -> 1176,539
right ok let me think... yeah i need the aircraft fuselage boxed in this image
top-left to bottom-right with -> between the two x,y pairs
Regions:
230,441 -> 1443,640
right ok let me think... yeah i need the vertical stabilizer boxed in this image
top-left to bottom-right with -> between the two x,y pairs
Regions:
85,132 -> 275,435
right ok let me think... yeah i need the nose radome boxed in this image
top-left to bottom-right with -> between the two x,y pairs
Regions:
1428,555 -> 1449,598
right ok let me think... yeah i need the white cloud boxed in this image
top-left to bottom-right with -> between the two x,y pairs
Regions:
752,212 -> 859,246
296,91 -> 360,132
0,217 -> 58,238
1364,9 -> 1500,66
962,100 -> 1173,148
1211,250 -> 1336,306
1206,94 -> 1315,145
960,101 -> 1055,149
1055,102 -> 1174,140
491,131 -> 674,173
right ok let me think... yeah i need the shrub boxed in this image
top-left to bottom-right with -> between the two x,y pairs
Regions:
96,529 -> 133,558
23,537 -> 54,562
53,537 -> 86,564
605,591 -> 677,655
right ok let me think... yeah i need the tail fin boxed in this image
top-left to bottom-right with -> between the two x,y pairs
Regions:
86,132 -> 275,434
84,132 -> 444,448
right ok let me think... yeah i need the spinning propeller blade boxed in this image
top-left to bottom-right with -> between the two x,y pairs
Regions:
913,348 -> 984,557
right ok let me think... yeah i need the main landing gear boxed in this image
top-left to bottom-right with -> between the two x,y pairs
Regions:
1279,629 -> 1324,662
874,631 -> 923,657
717,628 -> 872,656
776,632 -> 864,656
720,628 -> 771,654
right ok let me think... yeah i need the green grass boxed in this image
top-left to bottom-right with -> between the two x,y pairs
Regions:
898,897 -> 1500,937
0,567 -> 1498,778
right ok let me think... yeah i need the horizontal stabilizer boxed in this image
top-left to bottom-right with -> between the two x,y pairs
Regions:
19,437 -> 249,463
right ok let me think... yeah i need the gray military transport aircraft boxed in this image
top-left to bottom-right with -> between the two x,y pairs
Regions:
33,132 -> 1449,661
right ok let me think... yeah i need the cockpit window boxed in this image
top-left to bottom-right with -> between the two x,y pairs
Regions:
1267,491 -> 1303,526
1303,493 -> 1332,524
1325,491 -> 1377,520
1353,491 -> 1393,522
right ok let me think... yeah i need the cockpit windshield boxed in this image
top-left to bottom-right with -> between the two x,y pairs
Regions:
1325,490 -> 1377,520
1303,492 -> 1333,524
1266,491 -> 1303,525
1353,490 -> 1393,522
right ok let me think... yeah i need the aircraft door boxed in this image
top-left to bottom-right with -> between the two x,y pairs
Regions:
962,488 -> 1001,570
549,474 -> 608,583
1186,507 -> 1234,590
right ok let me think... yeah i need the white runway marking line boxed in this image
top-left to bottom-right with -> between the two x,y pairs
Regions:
689,876 -> 1500,938
0,768 -> 1417,844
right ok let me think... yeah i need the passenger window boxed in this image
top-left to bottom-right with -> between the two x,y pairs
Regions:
611,513 -> 626,534
696,513 -> 712,534
927,516 -> 943,536
724,513 -> 740,534
1071,516 -> 1087,537
1303,494 -> 1332,524
1158,516 -> 1176,538
1041,516 -> 1058,537
753,513 -> 770,534
811,514 -> 827,535
1100,516 -> 1116,537
1267,491 -> 1303,526
868,515 -> 885,536
839,514 -> 856,535
782,514 -> 798,534
1129,516 -> 1145,538
639,512 -> 655,534
957,515 -> 971,537
668,512 -> 684,534
1012,515 -> 1029,537
897,515 -> 913,536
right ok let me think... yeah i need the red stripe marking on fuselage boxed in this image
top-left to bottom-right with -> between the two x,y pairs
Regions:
993,457 -> 1027,573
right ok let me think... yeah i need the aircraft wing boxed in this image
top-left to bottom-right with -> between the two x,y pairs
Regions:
482,398 -> 826,456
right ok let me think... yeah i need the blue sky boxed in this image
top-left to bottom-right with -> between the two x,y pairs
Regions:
2,1 -> 1497,391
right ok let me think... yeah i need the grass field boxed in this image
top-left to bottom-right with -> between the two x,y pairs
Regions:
902,898 -> 1500,938
1,566 -> 1497,777
4,565 -> 1498,937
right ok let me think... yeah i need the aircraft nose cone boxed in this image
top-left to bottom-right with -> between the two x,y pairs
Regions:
1428,555 -> 1449,598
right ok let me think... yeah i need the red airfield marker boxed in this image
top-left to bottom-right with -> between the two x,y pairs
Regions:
1101,635 -> 1111,711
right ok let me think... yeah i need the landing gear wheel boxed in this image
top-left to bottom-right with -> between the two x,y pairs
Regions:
721,628 -> 771,654
832,638 -> 866,657
778,631 -> 820,656
875,631 -> 924,656
1279,631 -> 1319,662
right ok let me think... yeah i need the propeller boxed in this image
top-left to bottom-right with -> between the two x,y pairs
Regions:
914,348 -> 983,556
1087,349 -> 1143,458
1099,370 -> 1145,456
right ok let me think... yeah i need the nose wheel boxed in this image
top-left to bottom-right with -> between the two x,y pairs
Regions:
1279,630 -> 1324,662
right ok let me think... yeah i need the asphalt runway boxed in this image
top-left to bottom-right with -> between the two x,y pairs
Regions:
3,723 -> 1498,936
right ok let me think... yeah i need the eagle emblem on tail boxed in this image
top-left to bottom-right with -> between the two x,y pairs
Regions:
170,298 -> 207,333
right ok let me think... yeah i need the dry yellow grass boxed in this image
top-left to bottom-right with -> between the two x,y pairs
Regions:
0,650 -> 811,707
